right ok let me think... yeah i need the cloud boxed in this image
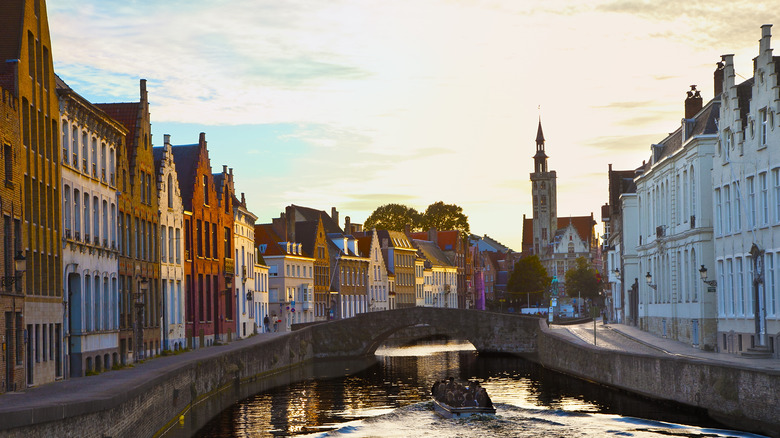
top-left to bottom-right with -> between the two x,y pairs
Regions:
584,133 -> 664,152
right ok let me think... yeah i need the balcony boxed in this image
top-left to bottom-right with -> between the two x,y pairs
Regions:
93,235 -> 100,245
103,238 -> 108,248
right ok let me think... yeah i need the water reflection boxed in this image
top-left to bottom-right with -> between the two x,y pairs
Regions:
194,340 -> 757,438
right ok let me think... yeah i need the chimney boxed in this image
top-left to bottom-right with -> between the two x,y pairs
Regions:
684,85 -> 702,119
199,132 -> 206,145
164,134 -> 171,146
404,224 -> 411,236
286,205 -> 296,242
345,216 -> 351,234
714,61 -> 725,96
331,207 -> 339,227
428,227 -> 438,243
140,79 -> 147,102
241,192 -> 245,205
222,165 -> 227,174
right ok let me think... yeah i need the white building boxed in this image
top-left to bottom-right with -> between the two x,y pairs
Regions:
254,255 -> 270,333
413,239 -> 458,308
357,229 -> 389,311
153,136 -> 185,351
233,193 -> 258,338
58,78 -> 124,376
256,224 -> 315,331
714,25 -> 780,356
634,83 -> 719,350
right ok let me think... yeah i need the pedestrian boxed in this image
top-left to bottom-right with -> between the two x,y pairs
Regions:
263,315 -> 270,333
273,319 -> 278,332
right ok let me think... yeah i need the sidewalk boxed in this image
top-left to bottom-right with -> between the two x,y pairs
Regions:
0,331 -> 286,415
550,318 -> 780,372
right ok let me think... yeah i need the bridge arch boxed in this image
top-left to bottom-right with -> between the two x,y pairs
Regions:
303,307 -> 541,358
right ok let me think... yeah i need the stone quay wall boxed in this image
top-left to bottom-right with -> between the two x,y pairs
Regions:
536,320 -> 780,437
0,330 -> 316,438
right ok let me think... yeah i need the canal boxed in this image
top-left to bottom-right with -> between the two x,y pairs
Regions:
193,339 -> 765,437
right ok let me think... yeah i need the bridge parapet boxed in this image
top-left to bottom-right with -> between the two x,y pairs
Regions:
298,308 -> 541,358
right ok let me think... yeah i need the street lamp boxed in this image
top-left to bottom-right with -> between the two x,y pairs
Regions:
1,251 -> 26,290
613,268 -> 621,281
645,272 -> 657,290
698,265 -> 717,287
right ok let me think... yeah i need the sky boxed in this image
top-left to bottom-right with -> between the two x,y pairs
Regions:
46,0 -> 780,250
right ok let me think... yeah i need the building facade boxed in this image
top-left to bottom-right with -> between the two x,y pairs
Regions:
96,80 -> 161,363
1,0 -> 65,387
634,82 -> 719,349
58,78 -> 124,376
377,230 -> 416,308
357,229 -> 389,312
0,69 -> 25,393
173,133 -> 235,348
233,193 -> 258,339
714,26 -> 780,356
153,135 -> 185,351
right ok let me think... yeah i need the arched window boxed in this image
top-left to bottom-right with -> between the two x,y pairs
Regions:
91,137 -> 97,177
83,193 -> 90,240
81,132 -> 88,172
102,200 -> 108,245
93,196 -> 99,242
100,142 -> 107,182
62,123 -> 69,164
110,203 -> 116,248
71,126 -> 78,164
109,148 -> 115,186
690,166 -> 696,217
63,185 -> 71,234
73,189 -> 81,238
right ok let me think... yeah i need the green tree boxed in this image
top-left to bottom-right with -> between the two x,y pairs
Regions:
564,256 -> 602,300
363,203 -> 422,231
421,201 -> 470,237
507,255 -> 550,296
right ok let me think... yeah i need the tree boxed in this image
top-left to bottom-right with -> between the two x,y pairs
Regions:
363,203 -> 422,231
507,255 -> 550,296
564,256 -> 602,301
421,201 -> 470,237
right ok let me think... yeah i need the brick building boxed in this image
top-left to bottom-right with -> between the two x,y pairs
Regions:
0,79 -> 25,393
172,133 -> 235,348
96,80 -> 161,363
0,0 -> 64,388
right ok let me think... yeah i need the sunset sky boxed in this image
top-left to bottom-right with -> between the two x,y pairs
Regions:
47,0 -> 777,250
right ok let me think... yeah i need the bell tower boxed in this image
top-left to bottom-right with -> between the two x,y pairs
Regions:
530,118 -> 557,257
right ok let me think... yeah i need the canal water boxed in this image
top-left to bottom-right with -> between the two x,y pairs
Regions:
194,340 -> 765,438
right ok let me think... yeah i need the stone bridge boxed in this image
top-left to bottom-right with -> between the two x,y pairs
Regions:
299,307 -> 542,357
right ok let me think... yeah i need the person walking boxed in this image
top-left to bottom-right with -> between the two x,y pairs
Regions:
263,315 -> 270,333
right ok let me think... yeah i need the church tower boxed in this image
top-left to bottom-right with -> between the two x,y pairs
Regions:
530,119 -> 557,257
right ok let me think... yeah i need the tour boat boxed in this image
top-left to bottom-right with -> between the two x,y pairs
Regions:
432,398 -> 496,419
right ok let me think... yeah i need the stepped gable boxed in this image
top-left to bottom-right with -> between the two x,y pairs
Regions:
169,144 -> 199,211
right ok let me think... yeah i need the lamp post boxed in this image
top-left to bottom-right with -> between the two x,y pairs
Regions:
134,277 -> 148,363
1,251 -> 27,290
698,265 -> 717,287
645,272 -> 657,290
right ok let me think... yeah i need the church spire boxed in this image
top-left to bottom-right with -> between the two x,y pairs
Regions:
536,118 -> 545,146
533,118 -> 548,173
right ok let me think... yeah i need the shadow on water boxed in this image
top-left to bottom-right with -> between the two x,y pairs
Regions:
185,339 -> 737,438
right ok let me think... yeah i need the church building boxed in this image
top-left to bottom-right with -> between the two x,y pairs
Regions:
522,120 -> 598,296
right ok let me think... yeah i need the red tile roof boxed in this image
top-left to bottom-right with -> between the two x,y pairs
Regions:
522,215 -> 596,249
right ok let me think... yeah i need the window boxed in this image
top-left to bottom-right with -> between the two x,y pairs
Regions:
224,226 -> 230,256
81,132 -> 88,172
61,124 -> 68,164
110,204 -> 116,248
93,196 -> 99,241
63,185 -> 71,234
91,137 -> 97,177
167,174 -> 173,208
760,172 -> 768,225
197,220 -> 203,257
74,190 -> 81,237
175,228 -> 181,263
203,176 -> 209,205
736,257 -> 744,316
109,148 -> 115,186
734,182 -> 742,231
774,169 -> 780,223
690,167 -> 696,217
714,188 -> 722,235
83,193 -> 90,240
723,185 -> 731,233
100,142 -> 106,181
71,127 -> 78,164
747,176 -> 756,228
760,108 -> 768,146
161,226 -> 167,262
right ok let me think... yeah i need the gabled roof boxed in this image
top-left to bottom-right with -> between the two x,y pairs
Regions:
213,172 -> 225,195
408,230 -> 460,252
413,240 -> 453,268
357,235 -> 372,257
558,216 -> 596,245
170,144 -> 199,211
255,223 -> 302,257
288,205 -> 343,234
93,102 -> 141,156
294,220 -> 319,257
152,146 -> 165,173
